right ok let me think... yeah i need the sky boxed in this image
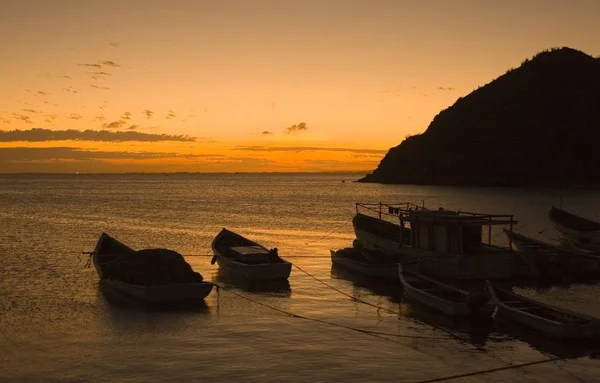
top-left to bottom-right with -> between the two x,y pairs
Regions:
1,0 -> 599,173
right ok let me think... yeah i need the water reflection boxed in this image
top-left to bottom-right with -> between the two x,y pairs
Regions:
99,281 -> 211,313
400,300 -> 494,347
211,270 -> 292,297
330,264 -> 402,303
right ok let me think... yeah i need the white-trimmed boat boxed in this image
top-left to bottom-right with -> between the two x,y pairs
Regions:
486,282 -> 600,339
211,228 -> 292,282
330,247 -> 400,278
398,264 -> 491,316
92,233 -> 213,304
549,206 -> 600,252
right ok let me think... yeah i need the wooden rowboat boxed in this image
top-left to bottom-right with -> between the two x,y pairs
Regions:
330,247 -> 400,278
398,264 -> 491,316
487,282 -> 600,339
211,228 -> 292,282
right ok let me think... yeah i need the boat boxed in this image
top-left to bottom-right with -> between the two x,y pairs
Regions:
330,246 -> 400,278
91,233 -> 213,304
398,263 -> 491,316
100,278 -> 213,304
486,282 -> 600,339
353,202 -> 520,280
549,206 -> 600,252
504,228 -> 600,278
211,228 -> 292,281
91,232 -> 137,278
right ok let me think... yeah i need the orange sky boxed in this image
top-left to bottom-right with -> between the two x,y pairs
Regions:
1,0 -> 599,172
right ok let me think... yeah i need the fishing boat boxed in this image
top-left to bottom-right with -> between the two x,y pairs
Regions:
91,232 -> 137,278
486,282 -> 600,339
211,228 -> 292,281
398,264 -> 491,316
354,202 -> 520,280
91,233 -> 213,304
504,228 -> 600,277
330,246 -> 400,278
549,206 -> 600,252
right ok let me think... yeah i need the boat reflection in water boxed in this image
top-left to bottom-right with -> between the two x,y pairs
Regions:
99,281 -> 210,313
212,270 -> 292,297
330,263 -> 402,304
399,298 -> 494,348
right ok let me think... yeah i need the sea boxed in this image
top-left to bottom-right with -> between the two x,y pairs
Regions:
1,172 -> 600,383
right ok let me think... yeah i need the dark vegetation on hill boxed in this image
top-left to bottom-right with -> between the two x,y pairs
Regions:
358,47 -> 600,187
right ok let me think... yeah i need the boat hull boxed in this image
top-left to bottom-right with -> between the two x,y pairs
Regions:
100,279 -> 213,303
549,207 -> 600,252
215,255 -> 292,282
330,249 -> 398,278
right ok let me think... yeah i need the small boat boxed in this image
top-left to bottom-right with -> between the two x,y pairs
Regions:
92,232 -> 137,278
486,283 -> 600,339
330,247 -> 400,278
100,278 -> 213,304
504,228 -> 600,276
91,233 -> 213,304
398,264 -> 490,316
549,206 -> 600,252
211,228 -> 292,281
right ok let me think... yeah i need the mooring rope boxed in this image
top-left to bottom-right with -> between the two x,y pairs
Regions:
212,282 -> 451,341
411,347 -> 600,383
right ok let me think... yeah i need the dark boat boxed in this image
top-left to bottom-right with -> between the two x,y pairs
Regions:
549,206 -> 600,252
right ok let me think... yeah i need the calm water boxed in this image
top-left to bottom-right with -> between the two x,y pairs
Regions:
1,173 -> 600,383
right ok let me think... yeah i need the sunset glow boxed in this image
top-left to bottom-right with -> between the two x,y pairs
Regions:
1,0 -> 599,172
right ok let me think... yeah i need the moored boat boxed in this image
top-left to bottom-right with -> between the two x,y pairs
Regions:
486,282 -> 600,339
354,202 -> 520,280
211,228 -> 292,281
504,228 -> 600,277
330,247 -> 400,278
549,206 -> 600,252
398,264 -> 491,316
91,233 -> 213,304
92,232 -> 137,278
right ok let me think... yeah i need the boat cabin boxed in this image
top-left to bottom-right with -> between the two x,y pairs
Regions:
398,208 -> 517,255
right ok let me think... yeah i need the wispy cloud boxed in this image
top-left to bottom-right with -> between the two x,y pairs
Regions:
22,109 -> 38,113
0,147 -> 215,162
90,85 -> 110,90
121,112 -> 132,120
0,128 -> 196,142
232,146 -> 387,154
109,42 -> 119,47
102,120 -> 126,129
261,131 -> 274,135
285,122 -> 307,134
12,114 -> 33,124
166,111 -> 176,119
77,63 -> 102,69
143,110 -> 153,119
100,60 -> 120,67
438,86 -> 455,91
37,91 -> 47,96
63,87 -> 79,93
68,114 -> 83,120
127,124 -> 139,130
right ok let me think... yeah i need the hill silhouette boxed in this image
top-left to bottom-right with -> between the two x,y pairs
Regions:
358,47 -> 600,187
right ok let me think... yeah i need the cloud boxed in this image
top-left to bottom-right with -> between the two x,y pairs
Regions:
0,128 -> 196,142
0,147 -> 216,162
63,87 -> 79,93
103,120 -> 126,129
232,145 -> 387,155
143,110 -> 153,119
68,114 -> 83,120
62,75 -> 72,80
121,112 -> 132,120
285,122 -> 307,134
93,114 -> 106,122
12,114 -> 33,124
109,42 -> 119,47
438,87 -> 455,91
77,63 -> 102,69
90,85 -> 110,90
166,111 -> 176,119
127,124 -> 139,130
37,91 -> 47,96
0,117 -> 11,124
99,60 -> 120,67
22,109 -> 38,113
261,131 -> 274,135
